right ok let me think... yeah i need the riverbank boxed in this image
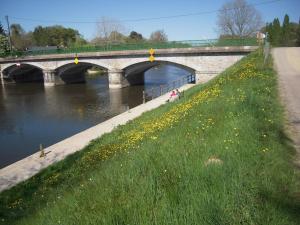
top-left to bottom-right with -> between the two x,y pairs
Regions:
0,83 -> 195,192
0,65 -> 191,167
1,50 -> 300,224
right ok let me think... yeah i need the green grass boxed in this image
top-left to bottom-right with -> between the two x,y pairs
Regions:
1,50 -> 300,225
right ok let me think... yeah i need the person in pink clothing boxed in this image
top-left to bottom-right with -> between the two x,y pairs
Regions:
167,90 -> 178,102
170,90 -> 177,97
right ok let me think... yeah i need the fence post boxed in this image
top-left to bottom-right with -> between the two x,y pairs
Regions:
263,41 -> 270,65
151,88 -> 154,99
160,85 -> 163,96
39,144 -> 45,158
142,90 -> 146,104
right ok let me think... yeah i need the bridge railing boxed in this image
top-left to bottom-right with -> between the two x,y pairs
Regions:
143,74 -> 196,103
1,38 -> 258,58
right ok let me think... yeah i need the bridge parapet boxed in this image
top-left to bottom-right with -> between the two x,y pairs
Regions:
0,46 -> 258,63
0,38 -> 258,59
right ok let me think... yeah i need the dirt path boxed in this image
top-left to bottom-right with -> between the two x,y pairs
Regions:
272,47 -> 300,163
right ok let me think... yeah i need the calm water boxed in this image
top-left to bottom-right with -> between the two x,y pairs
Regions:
0,65 -> 190,168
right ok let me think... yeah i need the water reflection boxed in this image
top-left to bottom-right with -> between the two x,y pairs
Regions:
0,65 -> 189,168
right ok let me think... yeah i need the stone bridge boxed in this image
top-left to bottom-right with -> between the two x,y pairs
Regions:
0,46 -> 257,88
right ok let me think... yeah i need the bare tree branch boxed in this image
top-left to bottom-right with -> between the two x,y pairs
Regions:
95,17 -> 126,42
149,30 -> 168,42
217,0 -> 262,37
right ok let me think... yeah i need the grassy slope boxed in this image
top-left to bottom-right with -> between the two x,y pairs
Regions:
1,50 -> 300,225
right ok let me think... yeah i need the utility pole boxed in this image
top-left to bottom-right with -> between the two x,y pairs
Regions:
5,15 -> 12,52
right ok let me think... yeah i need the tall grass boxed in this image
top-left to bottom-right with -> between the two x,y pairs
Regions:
0,50 -> 299,225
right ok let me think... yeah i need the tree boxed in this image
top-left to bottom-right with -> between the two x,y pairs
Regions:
0,34 -> 9,56
149,30 -> 168,42
128,31 -> 143,42
71,34 -> 87,47
297,18 -> 300,46
33,25 -> 79,47
217,0 -> 262,37
10,23 -> 31,50
32,26 -> 47,46
0,23 -> 8,55
0,22 -> 5,36
95,17 -> 125,43
289,22 -> 299,46
265,22 -> 273,42
11,24 -> 25,37
266,18 -> 281,46
265,15 -> 299,47
281,14 -> 291,46
109,31 -> 126,42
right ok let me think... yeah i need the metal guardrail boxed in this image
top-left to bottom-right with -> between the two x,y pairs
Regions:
142,74 -> 195,103
1,38 -> 258,58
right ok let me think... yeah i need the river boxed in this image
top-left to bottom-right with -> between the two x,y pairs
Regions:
0,65 -> 190,168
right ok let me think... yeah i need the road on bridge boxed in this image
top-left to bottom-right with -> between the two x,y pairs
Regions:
273,47 -> 300,161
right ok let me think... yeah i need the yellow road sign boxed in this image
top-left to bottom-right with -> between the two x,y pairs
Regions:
149,55 -> 155,62
149,48 -> 155,62
74,57 -> 79,64
149,48 -> 155,55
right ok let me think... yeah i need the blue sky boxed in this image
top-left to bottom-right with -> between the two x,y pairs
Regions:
1,0 -> 299,41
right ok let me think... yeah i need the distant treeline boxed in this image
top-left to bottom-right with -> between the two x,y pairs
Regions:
0,20 -> 168,55
264,14 -> 300,47
0,23 -> 84,53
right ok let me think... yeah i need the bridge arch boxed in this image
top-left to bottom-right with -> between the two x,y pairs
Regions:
54,62 -> 109,84
121,60 -> 196,86
54,60 -> 112,71
2,63 -> 44,83
1,62 -> 46,71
